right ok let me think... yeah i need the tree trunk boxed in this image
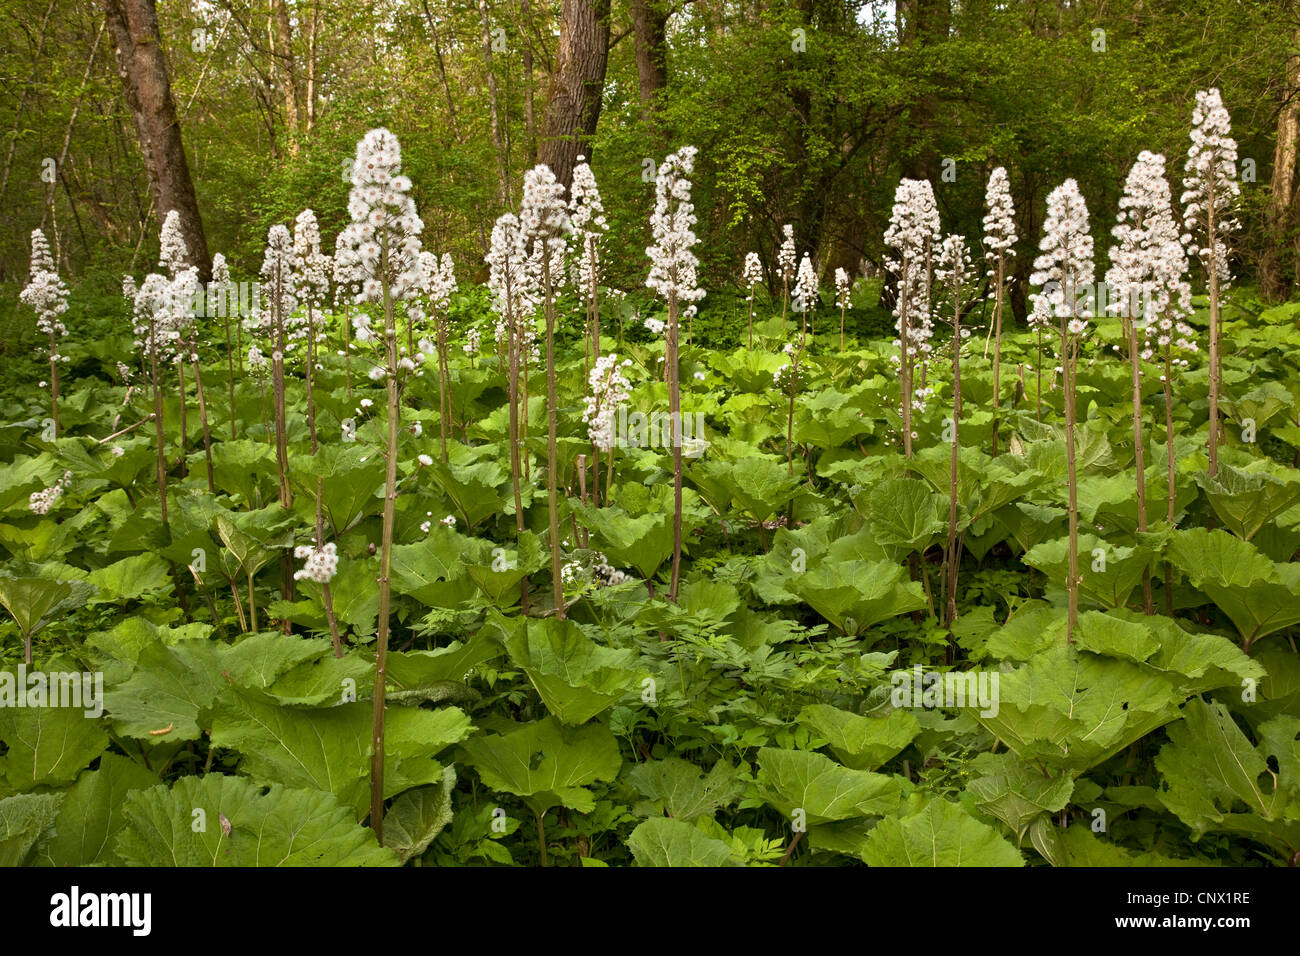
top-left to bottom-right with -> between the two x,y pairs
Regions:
629,0 -> 667,121
104,0 -> 210,281
537,0 -> 611,189
1261,28 -> 1300,302
898,0 -> 949,184
270,0 -> 302,153
523,0 -> 536,163
0,0 -> 57,210
40,20 -> 106,232
478,0 -> 511,207
305,1 -> 319,133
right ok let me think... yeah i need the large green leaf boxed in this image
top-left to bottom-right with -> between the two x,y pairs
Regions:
115,775 -> 398,866
572,503 -> 675,581
208,439 -> 276,505
860,795 -> 1024,867
792,386 -> 874,450
42,753 -> 158,866
0,569 -> 97,640
103,637 -> 230,744
627,817 -> 741,867
0,792 -> 62,866
1168,527 -> 1300,646
214,505 -> 295,579
862,477 -> 945,554
967,751 -> 1074,841
0,704 -> 109,790
85,553 -> 171,604
210,689 -> 471,818
788,558 -> 927,636
1155,700 -> 1300,856
424,447 -> 511,530
295,443 -> 381,534
798,705 -> 920,771
969,643 -> 1185,773
690,456 -> 802,524
1042,823 -> 1214,867
459,717 -> 621,816
1074,610 -> 1264,695
1023,533 -> 1152,610
386,633 -> 500,704
491,614 -> 637,725
1194,463 -> 1300,541
755,748 -> 900,825
625,757 -> 744,821
382,765 -> 456,864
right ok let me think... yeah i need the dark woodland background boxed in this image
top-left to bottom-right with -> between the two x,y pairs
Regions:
3,0 -> 1300,324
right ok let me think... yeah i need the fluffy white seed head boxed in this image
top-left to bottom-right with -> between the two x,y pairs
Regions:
1181,88 -> 1239,285
159,210 -> 189,277
646,146 -> 706,314
334,128 -> 424,304
20,229 -> 68,341
792,254 -> 819,313
777,224 -> 797,282
982,167 -> 1017,262
1030,178 -> 1095,332
293,209 -> 331,309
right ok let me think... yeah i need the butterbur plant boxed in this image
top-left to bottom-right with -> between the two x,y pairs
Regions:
777,224 -> 796,332
1137,204 -> 1196,614
936,234 -> 975,633
173,265 -> 216,493
424,251 -> 457,461
583,352 -> 632,503
211,253 -> 238,439
777,342 -> 802,475
293,210 -> 330,453
1031,179 -> 1095,642
1181,88 -> 1239,477
132,274 -> 172,522
1027,293 -> 1053,420
487,211 -> 537,609
570,156 -> 606,371
157,212 -> 195,476
258,224 -> 298,525
884,178 -> 940,459
792,253 -> 818,344
646,145 -> 705,603
20,229 -> 69,438
981,167 -> 1016,455
335,127 -> 425,841
520,163 -> 571,620
292,209 -> 343,654
333,230 -> 359,396
743,251 -> 762,349
834,267 -> 850,349
1107,151 -> 1184,615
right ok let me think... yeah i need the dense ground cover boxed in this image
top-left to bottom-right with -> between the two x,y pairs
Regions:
2,113 -> 1299,869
